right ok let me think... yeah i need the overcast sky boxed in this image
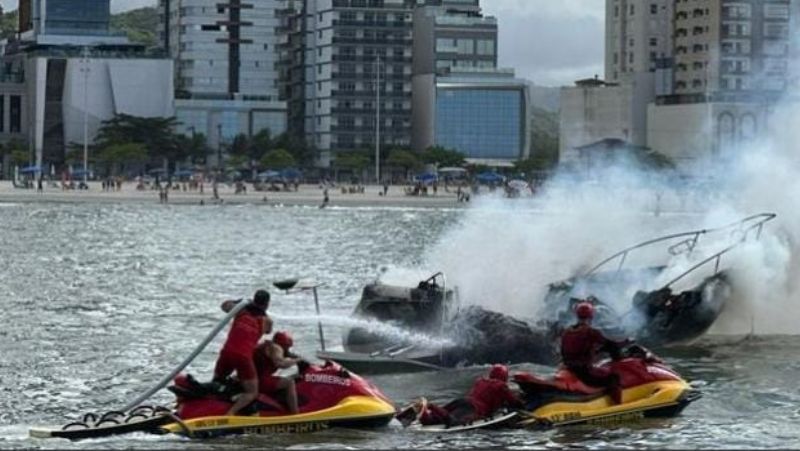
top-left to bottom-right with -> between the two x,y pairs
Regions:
1,0 -> 605,87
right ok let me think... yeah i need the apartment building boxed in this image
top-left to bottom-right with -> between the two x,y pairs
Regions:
671,0 -> 792,101
279,0 -> 416,168
162,0 -> 287,160
605,0 -> 674,83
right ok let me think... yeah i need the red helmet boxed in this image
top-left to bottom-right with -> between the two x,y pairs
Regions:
273,331 -> 293,350
488,364 -> 509,382
575,301 -> 595,320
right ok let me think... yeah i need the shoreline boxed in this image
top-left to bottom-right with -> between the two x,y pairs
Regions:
0,181 -> 469,209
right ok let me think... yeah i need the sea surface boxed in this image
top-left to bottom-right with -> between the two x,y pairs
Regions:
1,202 -> 799,449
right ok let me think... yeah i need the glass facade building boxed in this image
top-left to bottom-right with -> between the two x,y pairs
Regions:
435,87 -> 524,159
45,0 -> 110,35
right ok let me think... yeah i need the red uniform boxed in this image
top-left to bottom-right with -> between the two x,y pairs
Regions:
214,308 -> 266,381
466,378 -> 521,418
253,341 -> 282,393
560,323 -> 624,402
560,323 -> 615,368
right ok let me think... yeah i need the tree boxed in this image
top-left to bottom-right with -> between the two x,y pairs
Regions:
530,107 -> 560,169
248,129 -> 272,161
274,132 -> 315,167
333,150 -> 371,171
6,139 -> 29,166
259,149 -> 296,170
94,114 -> 182,166
97,142 -> 148,175
386,149 -> 421,173
421,146 -> 465,168
175,133 -> 211,165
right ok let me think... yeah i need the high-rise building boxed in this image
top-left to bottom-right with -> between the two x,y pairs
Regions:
411,0 -> 530,163
605,0 -> 674,83
647,0 -> 797,168
671,0 -> 792,101
161,0 -> 287,161
279,0 -> 416,168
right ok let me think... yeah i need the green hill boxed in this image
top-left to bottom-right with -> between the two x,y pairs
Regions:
0,7 -> 159,47
110,7 -> 160,47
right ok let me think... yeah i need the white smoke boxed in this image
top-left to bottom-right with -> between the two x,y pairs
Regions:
380,108 -> 799,336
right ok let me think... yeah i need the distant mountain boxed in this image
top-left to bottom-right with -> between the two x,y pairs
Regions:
0,7 -> 159,47
0,9 -> 17,40
530,106 -> 559,163
110,6 -> 160,47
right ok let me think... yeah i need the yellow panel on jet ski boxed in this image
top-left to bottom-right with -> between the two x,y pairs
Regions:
160,396 -> 396,436
522,380 -> 692,427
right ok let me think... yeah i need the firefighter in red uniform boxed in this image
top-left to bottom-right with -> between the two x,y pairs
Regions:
560,301 -> 630,405
253,331 -> 300,415
400,364 -> 523,427
213,289 -> 273,415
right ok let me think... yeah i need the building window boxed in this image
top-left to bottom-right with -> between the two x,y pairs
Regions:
650,37 -> 658,47
9,95 -> 20,133
650,4 -> 658,14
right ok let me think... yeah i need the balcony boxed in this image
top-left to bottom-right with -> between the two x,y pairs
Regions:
332,37 -> 411,46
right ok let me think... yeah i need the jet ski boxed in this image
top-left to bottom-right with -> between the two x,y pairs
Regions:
30,361 -> 396,440
161,360 -> 396,438
514,345 -> 700,428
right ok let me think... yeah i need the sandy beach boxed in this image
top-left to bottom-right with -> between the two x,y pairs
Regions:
0,181 -> 468,209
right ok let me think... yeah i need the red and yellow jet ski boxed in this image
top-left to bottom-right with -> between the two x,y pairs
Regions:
514,345 -> 701,427
30,361 -> 396,440
161,361 -> 396,438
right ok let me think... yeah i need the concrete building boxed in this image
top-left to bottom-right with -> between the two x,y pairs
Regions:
279,0 -> 416,168
560,0 -> 672,163
410,1 -> 529,164
0,0 -> 174,175
161,0 -> 287,162
559,75 -> 654,162
605,0 -> 674,83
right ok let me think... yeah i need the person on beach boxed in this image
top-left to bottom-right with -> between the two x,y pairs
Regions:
320,188 -> 329,209
213,290 -> 274,415
253,331 -> 301,414
560,301 -> 630,405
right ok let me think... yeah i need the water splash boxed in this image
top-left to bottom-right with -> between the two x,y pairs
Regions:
271,313 -> 456,349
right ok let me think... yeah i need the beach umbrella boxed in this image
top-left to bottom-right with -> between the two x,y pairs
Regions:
19,165 -> 42,174
414,173 -> 438,184
258,170 -> 281,180
280,168 -> 303,180
476,172 -> 505,184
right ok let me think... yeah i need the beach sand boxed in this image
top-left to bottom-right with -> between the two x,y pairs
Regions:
0,181 -> 468,209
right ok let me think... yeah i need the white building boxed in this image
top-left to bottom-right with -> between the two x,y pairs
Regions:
161,0 -> 287,162
0,0 -> 174,175
605,0 -> 673,83
559,75 -> 653,162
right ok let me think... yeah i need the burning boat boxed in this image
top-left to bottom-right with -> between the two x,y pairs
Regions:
319,214 -> 776,373
537,213 -> 776,347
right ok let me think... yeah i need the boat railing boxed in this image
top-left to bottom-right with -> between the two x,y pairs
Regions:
583,213 -> 776,279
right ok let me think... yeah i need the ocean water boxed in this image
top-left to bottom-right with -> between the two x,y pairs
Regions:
1,202 -> 799,449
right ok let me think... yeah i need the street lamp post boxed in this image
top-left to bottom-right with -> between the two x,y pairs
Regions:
375,55 -> 382,185
216,123 -> 223,174
80,47 -> 90,187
